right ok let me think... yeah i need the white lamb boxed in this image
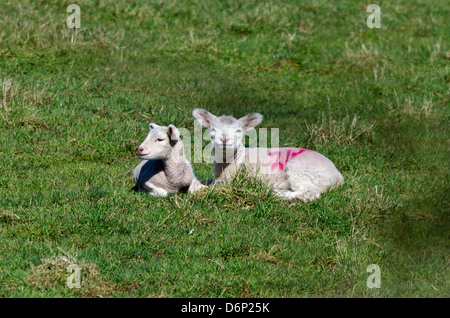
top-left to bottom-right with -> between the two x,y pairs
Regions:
133,123 -> 204,196
192,108 -> 344,202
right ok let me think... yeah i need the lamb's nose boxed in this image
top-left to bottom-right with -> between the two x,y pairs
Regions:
138,147 -> 144,153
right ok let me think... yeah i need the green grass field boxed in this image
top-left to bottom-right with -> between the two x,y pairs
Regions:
0,0 -> 448,297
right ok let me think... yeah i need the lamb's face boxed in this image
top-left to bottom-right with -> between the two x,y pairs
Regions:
209,116 -> 244,151
137,123 -> 180,160
192,108 -> 263,153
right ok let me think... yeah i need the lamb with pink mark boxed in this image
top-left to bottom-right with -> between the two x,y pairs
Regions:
192,108 -> 344,202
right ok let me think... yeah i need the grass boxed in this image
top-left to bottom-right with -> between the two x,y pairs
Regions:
0,0 -> 448,297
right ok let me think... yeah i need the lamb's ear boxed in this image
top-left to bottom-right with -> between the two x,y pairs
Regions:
239,113 -> 263,131
167,124 -> 181,141
192,108 -> 217,128
149,123 -> 159,130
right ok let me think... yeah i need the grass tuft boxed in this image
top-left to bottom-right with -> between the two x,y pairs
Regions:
27,256 -> 113,298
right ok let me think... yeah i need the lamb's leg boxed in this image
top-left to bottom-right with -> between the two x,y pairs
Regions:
278,153 -> 338,202
146,182 -> 168,196
282,175 -> 324,202
271,164 -> 323,202
273,189 -> 320,202
272,169 -> 325,202
188,179 -> 206,193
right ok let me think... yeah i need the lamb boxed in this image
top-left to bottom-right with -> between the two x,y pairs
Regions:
133,123 -> 204,196
192,108 -> 344,202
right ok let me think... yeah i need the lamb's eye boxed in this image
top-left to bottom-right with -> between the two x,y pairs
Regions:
156,138 -> 165,142
236,129 -> 243,133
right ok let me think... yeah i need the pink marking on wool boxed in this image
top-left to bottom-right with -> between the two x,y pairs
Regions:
268,151 -> 283,171
284,149 -> 292,167
268,148 -> 308,172
290,148 -> 308,158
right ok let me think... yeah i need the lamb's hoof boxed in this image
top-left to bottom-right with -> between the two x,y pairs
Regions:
273,189 -> 320,202
189,180 -> 208,193
200,178 -> 215,186
273,190 -> 297,200
149,191 -> 168,197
